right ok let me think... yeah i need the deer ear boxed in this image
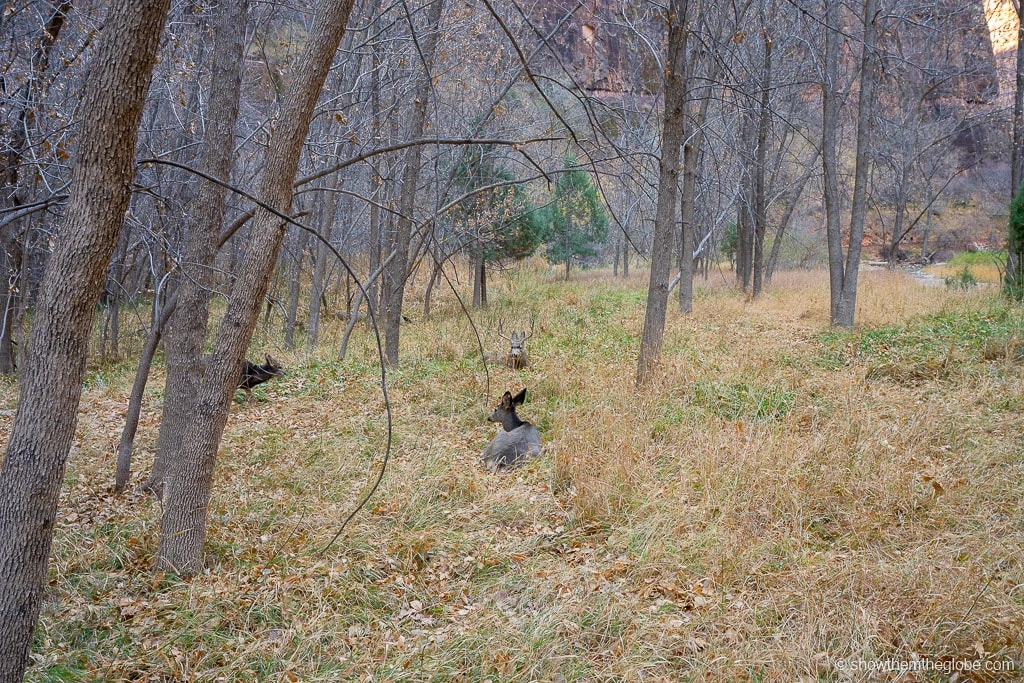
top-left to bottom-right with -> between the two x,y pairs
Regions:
265,354 -> 272,363
501,391 -> 513,408
512,388 -> 527,405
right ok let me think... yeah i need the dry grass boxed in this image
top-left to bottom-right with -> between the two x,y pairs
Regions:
7,266 -> 1024,681
926,262 -> 1004,285
923,252 -> 1006,286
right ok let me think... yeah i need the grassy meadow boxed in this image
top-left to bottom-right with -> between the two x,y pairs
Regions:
7,264 -> 1024,681
923,251 -> 1007,287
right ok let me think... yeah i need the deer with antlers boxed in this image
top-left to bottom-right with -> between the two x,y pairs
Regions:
488,319 -> 533,370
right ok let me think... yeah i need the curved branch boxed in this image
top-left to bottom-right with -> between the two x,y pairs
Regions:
137,157 -> 392,553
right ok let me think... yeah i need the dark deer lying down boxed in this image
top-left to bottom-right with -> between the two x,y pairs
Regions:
481,388 -> 542,473
237,354 -> 284,400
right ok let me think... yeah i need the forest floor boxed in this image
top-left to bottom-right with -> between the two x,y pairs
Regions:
8,266 -> 1024,681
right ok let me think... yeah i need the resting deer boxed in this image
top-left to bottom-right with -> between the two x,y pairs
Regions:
485,319 -> 533,369
237,354 -> 285,400
481,388 -> 541,473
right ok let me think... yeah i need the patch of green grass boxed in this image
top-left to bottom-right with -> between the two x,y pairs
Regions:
28,664 -> 84,682
817,303 -> 1024,373
945,266 -> 978,291
692,380 -> 795,422
81,359 -> 139,392
944,250 -> 1007,268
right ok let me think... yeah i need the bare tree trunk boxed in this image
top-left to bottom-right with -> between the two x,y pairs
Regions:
383,0 -> 444,367
118,212 -> 253,492
339,247 -> 395,360
564,218 -> 571,281
736,111 -> 755,292
308,164 -> 344,350
366,182 -> 382,319
0,0 -> 72,377
637,0 -> 687,384
833,0 -> 878,328
284,231 -> 306,349
105,226 -> 132,361
0,0 -> 170,674
156,0 -> 359,575
751,25 -> 774,298
422,247 -> 440,318
365,21 -> 384,323
472,241 -> 483,308
765,151 -> 818,284
13,227 -> 32,374
479,255 -> 487,304
822,0 -> 844,322
0,246 -> 20,375
142,0 -> 247,495
888,167 -> 909,267
115,299 -> 174,492
677,70 -> 712,313
678,139 -> 695,313
1013,2 -> 1024,197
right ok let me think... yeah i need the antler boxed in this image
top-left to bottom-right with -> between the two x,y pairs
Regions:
521,314 -> 536,341
496,318 -> 512,341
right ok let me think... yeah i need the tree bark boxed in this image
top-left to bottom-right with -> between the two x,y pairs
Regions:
115,298 -> 174,492
736,109 -> 755,292
383,0 -> 445,367
765,150 -> 818,284
0,0 -> 170,675
678,139 -> 695,312
0,0 -> 72,376
472,240 -> 483,308
156,0 -> 359,575
103,226 -> 132,362
564,214 -> 572,281
365,19 -> 384,322
822,0 -> 844,322
751,25 -> 773,298
833,0 -> 878,328
887,165 -> 909,267
284,230 -> 306,349
307,184 -> 337,351
677,64 -> 713,313
339,247 -> 396,360
0,246 -> 21,375
142,0 -> 247,495
637,0 -> 687,384
1012,2 -> 1024,197
422,247 -> 440,318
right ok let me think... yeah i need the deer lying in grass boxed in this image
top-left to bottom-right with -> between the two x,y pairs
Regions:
481,388 -> 541,473
237,354 -> 284,400
484,319 -> 533,369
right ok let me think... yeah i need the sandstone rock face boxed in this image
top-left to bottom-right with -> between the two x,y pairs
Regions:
938,0 -> 999,104
532,0 -> 1002,107
984,0 -> 1018,102
531,0 -> 643,96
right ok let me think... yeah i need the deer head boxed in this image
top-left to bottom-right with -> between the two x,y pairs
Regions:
497,318 -> 534,370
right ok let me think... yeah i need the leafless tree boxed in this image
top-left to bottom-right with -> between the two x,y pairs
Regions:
0,0 -> 172,674
123,0 -> 249,495
637,0 -> 688,383
155,0 -> 360,575
823,0 -> 880,328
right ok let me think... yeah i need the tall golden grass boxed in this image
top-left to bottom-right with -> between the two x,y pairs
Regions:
8,265 -> 1023,681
